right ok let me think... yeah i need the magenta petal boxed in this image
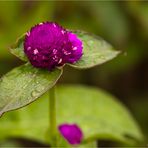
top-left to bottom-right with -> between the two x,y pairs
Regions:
58,123 -> 83,145
24,22 -> 83,70
66,32 -> 83,63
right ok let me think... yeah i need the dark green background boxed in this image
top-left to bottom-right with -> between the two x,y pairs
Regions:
0,1 -> 148,146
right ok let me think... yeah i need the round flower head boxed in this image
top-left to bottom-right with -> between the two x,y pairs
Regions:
24,22 -> 83,70
58,123 -> 83,145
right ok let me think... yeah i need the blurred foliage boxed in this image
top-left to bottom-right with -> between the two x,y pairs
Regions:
0,85 -> 143,146
0,1 -> 148,147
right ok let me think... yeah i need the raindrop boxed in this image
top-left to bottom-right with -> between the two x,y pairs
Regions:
26,31 -> 30,36
88,40 -> 94,46
27,47 -> 31,51
22,85 -> 26,89
36,81 -> 39,84
58,58 -> 62,64
62,49 -> 71,55
27,97 -> 32,102
53,55 -> 58,62
53,49 -> 57,54
99,55 -> 105,60
72,47 -> 77,50
33,49 -> 39,55
61,30 -> 65,34
31,90 -> 39,98
21,73 -> 27,77
53,23 -> 56,28
36,86 -> 44,92
39,22 -> 43,25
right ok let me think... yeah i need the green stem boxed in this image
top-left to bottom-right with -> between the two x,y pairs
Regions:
49,86 -> 57,147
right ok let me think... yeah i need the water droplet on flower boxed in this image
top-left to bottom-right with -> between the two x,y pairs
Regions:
53,23 -> 56,28
53,55 -> 58,62
53,49 -> 57,54
62,49 -> 71,55
26,31 -> 30,36
72,47 -> 77,50
61,30 -> 65,34
58,58 -> 62,64
27,47 -> 31,51
33,49 -> 39,55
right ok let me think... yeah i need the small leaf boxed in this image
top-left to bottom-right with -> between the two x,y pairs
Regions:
10,34 -> 28,61
0,85 -> 143,146
69,31 -> 120,69
0,63 -> 62,116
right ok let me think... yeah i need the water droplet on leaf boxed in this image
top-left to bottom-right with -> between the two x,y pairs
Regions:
31,90 -> 39,98
99,55 -> 105,60
36,86 -> 44,92
88,40 -> 94,46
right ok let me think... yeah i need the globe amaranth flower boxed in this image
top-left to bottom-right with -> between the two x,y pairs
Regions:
58,123 -> 83,145
24,22 -> 83,70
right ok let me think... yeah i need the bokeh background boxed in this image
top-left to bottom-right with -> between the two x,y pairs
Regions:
0,1 -> 148,147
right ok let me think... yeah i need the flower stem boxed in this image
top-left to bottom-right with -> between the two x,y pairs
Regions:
49,86 -> 57,147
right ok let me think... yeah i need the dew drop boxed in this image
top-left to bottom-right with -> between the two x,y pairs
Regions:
53,23 -> 56,28
28,97 -> 31,101
61,30 -> 65,34
88,40 -> 94,46
58,58 -> 62,64
22,85 -> 26,89
33,49 -> 39,55
53,49 -> 57,54
27,47 -> 31,51
62,49 -> 71,55
39,22 -> 43,25
99,55 -> 105,60
36,86 -> 44,92
36,81 -> 39,84
31,90 -> 39,98
26,31 -> 30,36
53,55 -> 58,62
72,47 -> 77,50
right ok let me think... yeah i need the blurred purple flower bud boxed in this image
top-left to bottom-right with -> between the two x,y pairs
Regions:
24,22 -> 83,70
59,123 -> 83,145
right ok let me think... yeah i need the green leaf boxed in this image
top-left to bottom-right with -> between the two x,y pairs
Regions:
0,63 -> 62,116
69,31 -> 120,69
57,85 -> 143,145
0,85 -> 143,146
10,31 -> 120,70
10,34 -> 28,61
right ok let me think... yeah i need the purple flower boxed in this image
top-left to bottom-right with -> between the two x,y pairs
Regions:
58,123 -> 83,145
24,22 -> 83,70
